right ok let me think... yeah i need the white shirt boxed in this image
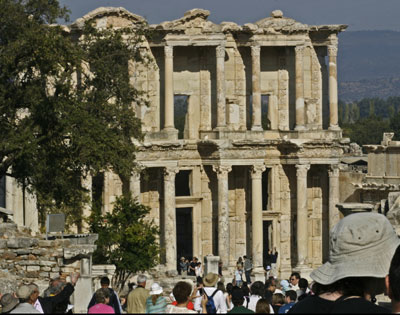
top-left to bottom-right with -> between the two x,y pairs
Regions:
194,287 -> 227,314
243,295 -> 274,314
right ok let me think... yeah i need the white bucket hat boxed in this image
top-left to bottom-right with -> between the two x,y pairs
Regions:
311,212 -> 400,285
149,282 -> 163,295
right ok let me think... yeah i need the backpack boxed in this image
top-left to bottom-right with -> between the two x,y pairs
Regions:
205,289 -> 220,314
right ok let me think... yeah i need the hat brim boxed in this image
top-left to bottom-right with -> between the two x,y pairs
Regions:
1,299 -> 19,313
149,289 -> 163,295
311,234 -> 400,285
203,273 -> 219,287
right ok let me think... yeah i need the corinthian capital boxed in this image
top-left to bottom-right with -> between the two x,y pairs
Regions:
328,164 -> 340,177
212,165 -> 232,178
295,45 -> 305,55
164,45 -> 173,58
216,45 -> 226,59
251,45 -> 261,56
296,164 -> 310,178
164,167 -> 179,181
327,45 -> 338,57
250,164 -> 266,179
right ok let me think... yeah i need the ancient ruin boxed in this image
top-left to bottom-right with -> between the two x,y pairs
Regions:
2,7 -> 351,279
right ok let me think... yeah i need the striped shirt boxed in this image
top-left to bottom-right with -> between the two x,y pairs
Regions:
145,296 -> 168,314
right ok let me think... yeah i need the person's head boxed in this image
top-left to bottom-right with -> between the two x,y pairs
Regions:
137,274 -> 147,287
311,213 -> 400,299
27,283 -> 39,304
265,279 -> 276,293
217,281 -> 226,293
149,283 -> 163,305
196,276 -> 203,286
95,288 -> 110,305
271,293 -> 285,306
226,283 -> 234,295
298,278 -> 308,291
290,272 -> 300,286
285,290 -> 297,303
280,280 -> 290,293
387,244 -> 400,303
16,285 -> 33,304
250,281 -> 265,297
242,282 -> 250,296
203,273 -> 219,287
100,277 -> 110,289
0,293 -> 19,313
172,281 -> 192,304
243,255 -> 247,259
255,298 -> 270,314
238,257 -> 243,262
231,287 -> 245,307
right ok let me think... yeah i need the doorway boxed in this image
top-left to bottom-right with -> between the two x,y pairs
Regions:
176,208 -> 193,266
263,220 -> 273,268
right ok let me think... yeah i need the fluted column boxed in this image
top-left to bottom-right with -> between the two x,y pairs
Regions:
213,165 -> 232,265
129,170 -> 141,202
164,167 -> 179,272
328,164 -> 340,230
296,164 -> 310,266
328,45 -> 339,130
251,165 -> 266,269
216,45 -> 226,129
251,45 -> 262,131
164,45 -> 175,130
295,46 -> 306,130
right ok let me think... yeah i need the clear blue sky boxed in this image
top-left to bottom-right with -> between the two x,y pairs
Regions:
59,0 -> 400,31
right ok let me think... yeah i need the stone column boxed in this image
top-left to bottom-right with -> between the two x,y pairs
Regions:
251,45 -> 262,131
328,45 -> 339,130
129,170 -> 141,202
164,167 -> 178,274
296,164 -> 310,267
295,46 -> 306,130
81,175 -> 92,232
251,165 -> 266,270
212,165 -> 232,266
216,45 -> 226,129
164,45 -> 175,130
328,164 -> 340,230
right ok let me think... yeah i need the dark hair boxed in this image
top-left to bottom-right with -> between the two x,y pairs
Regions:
312,277 -> 380,297
290,272 -> 300,280
173,281 -> 192,304
242,282 -> 250,296
100,277 -> 110,286
285,290 -> 297,302
226,283 -> 234,295
271,293 -> 285,305
250,281 -> 265,296
298,278 -> 308,290
196,276 -> 203,285
217,281 -> 226,293
231,287 -> 244,307
389,245 -> 400,301
95,288 -> 110,304
255,298 -> 270,314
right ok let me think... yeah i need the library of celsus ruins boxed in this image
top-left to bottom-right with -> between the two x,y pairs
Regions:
2,7 -> 351,279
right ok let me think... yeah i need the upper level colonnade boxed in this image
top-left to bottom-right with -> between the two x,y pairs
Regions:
69,8 -> 347,140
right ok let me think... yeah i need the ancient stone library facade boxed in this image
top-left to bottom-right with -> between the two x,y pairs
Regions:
2,7 -> 350,279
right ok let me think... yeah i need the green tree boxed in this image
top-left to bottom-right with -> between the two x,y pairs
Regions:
390,112 -> 400,141
0,0 -> 148,230
343,116 -> 390,146
89,194 -> 159,290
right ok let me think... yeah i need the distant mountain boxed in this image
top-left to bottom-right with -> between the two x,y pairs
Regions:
338,31 -> 400,102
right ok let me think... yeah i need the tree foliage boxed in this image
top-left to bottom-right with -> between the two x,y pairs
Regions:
89,194 -> 159,290
0,0 -> 149,230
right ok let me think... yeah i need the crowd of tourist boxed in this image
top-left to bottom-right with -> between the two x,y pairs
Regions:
1,212 -> 400,314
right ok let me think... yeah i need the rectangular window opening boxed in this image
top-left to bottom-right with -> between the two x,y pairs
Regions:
174,95 -> 189,139
175,170 -> 192,196
262,95 -> 270,130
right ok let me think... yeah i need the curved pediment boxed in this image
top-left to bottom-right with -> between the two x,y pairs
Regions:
71,7 -> 146,30
255,10 -> 309,34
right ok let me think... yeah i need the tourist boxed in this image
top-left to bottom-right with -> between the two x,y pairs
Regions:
188,257 -> 198,276
245,281 -> 264,311
127,274 -> 149,313
242,282 -> 250,300
386,244 -> 400,313
88,288 -> 114,314
226,283 -> 234,311
145,283 -> 168,314
278,290 -> 296,313
237,257 -> 244,269
218,261 -> 223,278
88,276 -> 121,313
234,265 -> 243,287
279,280 -> 290,295
194,273 -> 227,313
10,284 -> 40,314
195,262 -> 203,278
270,249 -> 278,278
289,212 -> 399,313
271,293 -> 285,313
228,287 -> 254,314
244,256 -> 253,284
296,278 -> 309,301
0,293 -> 19,314
167,281 -> 206,313
255,298 -> 271,314
179,257 -> 188,276
263,279 -> 275,304
289,273 -> 300,291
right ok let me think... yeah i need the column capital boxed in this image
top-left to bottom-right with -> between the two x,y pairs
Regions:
250,164 -> 266,179
212,165 -> 232,178
216,45 -> 226,59
296,164 -> 310,178
295,45 -> 306,55
251,45 -> 261,56
327,45 -> 338,57
164,167 -> 179,181
328,164 -> 340,177
164,45 -> 173,58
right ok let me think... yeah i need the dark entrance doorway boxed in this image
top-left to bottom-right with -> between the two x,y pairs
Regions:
176,208 -> 193,268
263,221 -> 273,268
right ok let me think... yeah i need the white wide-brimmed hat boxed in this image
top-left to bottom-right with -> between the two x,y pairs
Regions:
311,212 -> 400,285
149,282 -> 163,295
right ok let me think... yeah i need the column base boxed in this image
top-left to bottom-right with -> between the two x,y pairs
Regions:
292,264 -> 313,282
166,269 -> 178,277
252,267 -> 266,283
161,127 -> 178,140
328,125 -> 341,131
251,126 -> 263,132
294,125 -> 306,131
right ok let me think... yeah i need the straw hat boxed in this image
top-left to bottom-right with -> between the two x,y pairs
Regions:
149,282 -> 163,295
203,273 -> 219,287
0,293 -> 19,313
311,212 -> 400,285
